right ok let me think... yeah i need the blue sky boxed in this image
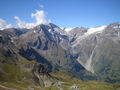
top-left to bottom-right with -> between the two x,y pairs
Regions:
0,0 -> 120,29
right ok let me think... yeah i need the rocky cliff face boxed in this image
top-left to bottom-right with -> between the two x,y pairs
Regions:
0,23 -> 120,83
67,23 -> 120,82
32,63 -> 54,87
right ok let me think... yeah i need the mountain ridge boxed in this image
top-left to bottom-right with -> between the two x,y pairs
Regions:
0,22 -> 120,83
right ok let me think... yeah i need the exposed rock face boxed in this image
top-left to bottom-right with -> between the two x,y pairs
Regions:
0,23 -> 93,81
32,63 -> 53,87
0,23 -> 120,83
68,23 -> 120,82
33,63 -> 51,75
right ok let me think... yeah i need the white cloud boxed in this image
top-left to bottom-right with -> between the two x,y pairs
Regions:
14,10 -> 49,29
14,16 -> 21,22
39,4 -> 44,8
14,16 -> 35,29
0,18 -> 12,30
31,10 -> 47,25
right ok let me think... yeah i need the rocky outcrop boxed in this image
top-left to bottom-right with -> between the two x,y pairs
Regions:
32,63 -> 53,87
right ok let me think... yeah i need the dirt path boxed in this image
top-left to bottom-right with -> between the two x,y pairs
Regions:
0,85 -> 17,90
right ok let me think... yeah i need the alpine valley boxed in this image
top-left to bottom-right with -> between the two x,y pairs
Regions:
0,23 -> 120,90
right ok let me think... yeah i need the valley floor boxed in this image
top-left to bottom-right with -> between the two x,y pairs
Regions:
0,72 -> 120,90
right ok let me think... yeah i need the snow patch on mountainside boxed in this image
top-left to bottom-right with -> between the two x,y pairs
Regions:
33,30 -> 36,33
65,28 -> 73,32
85,26 -> 106,35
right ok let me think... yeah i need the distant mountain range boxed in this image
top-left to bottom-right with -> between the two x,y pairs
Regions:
0,22 -> 120,85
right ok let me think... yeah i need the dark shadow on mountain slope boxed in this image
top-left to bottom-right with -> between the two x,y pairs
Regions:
19,47 -> 52,72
